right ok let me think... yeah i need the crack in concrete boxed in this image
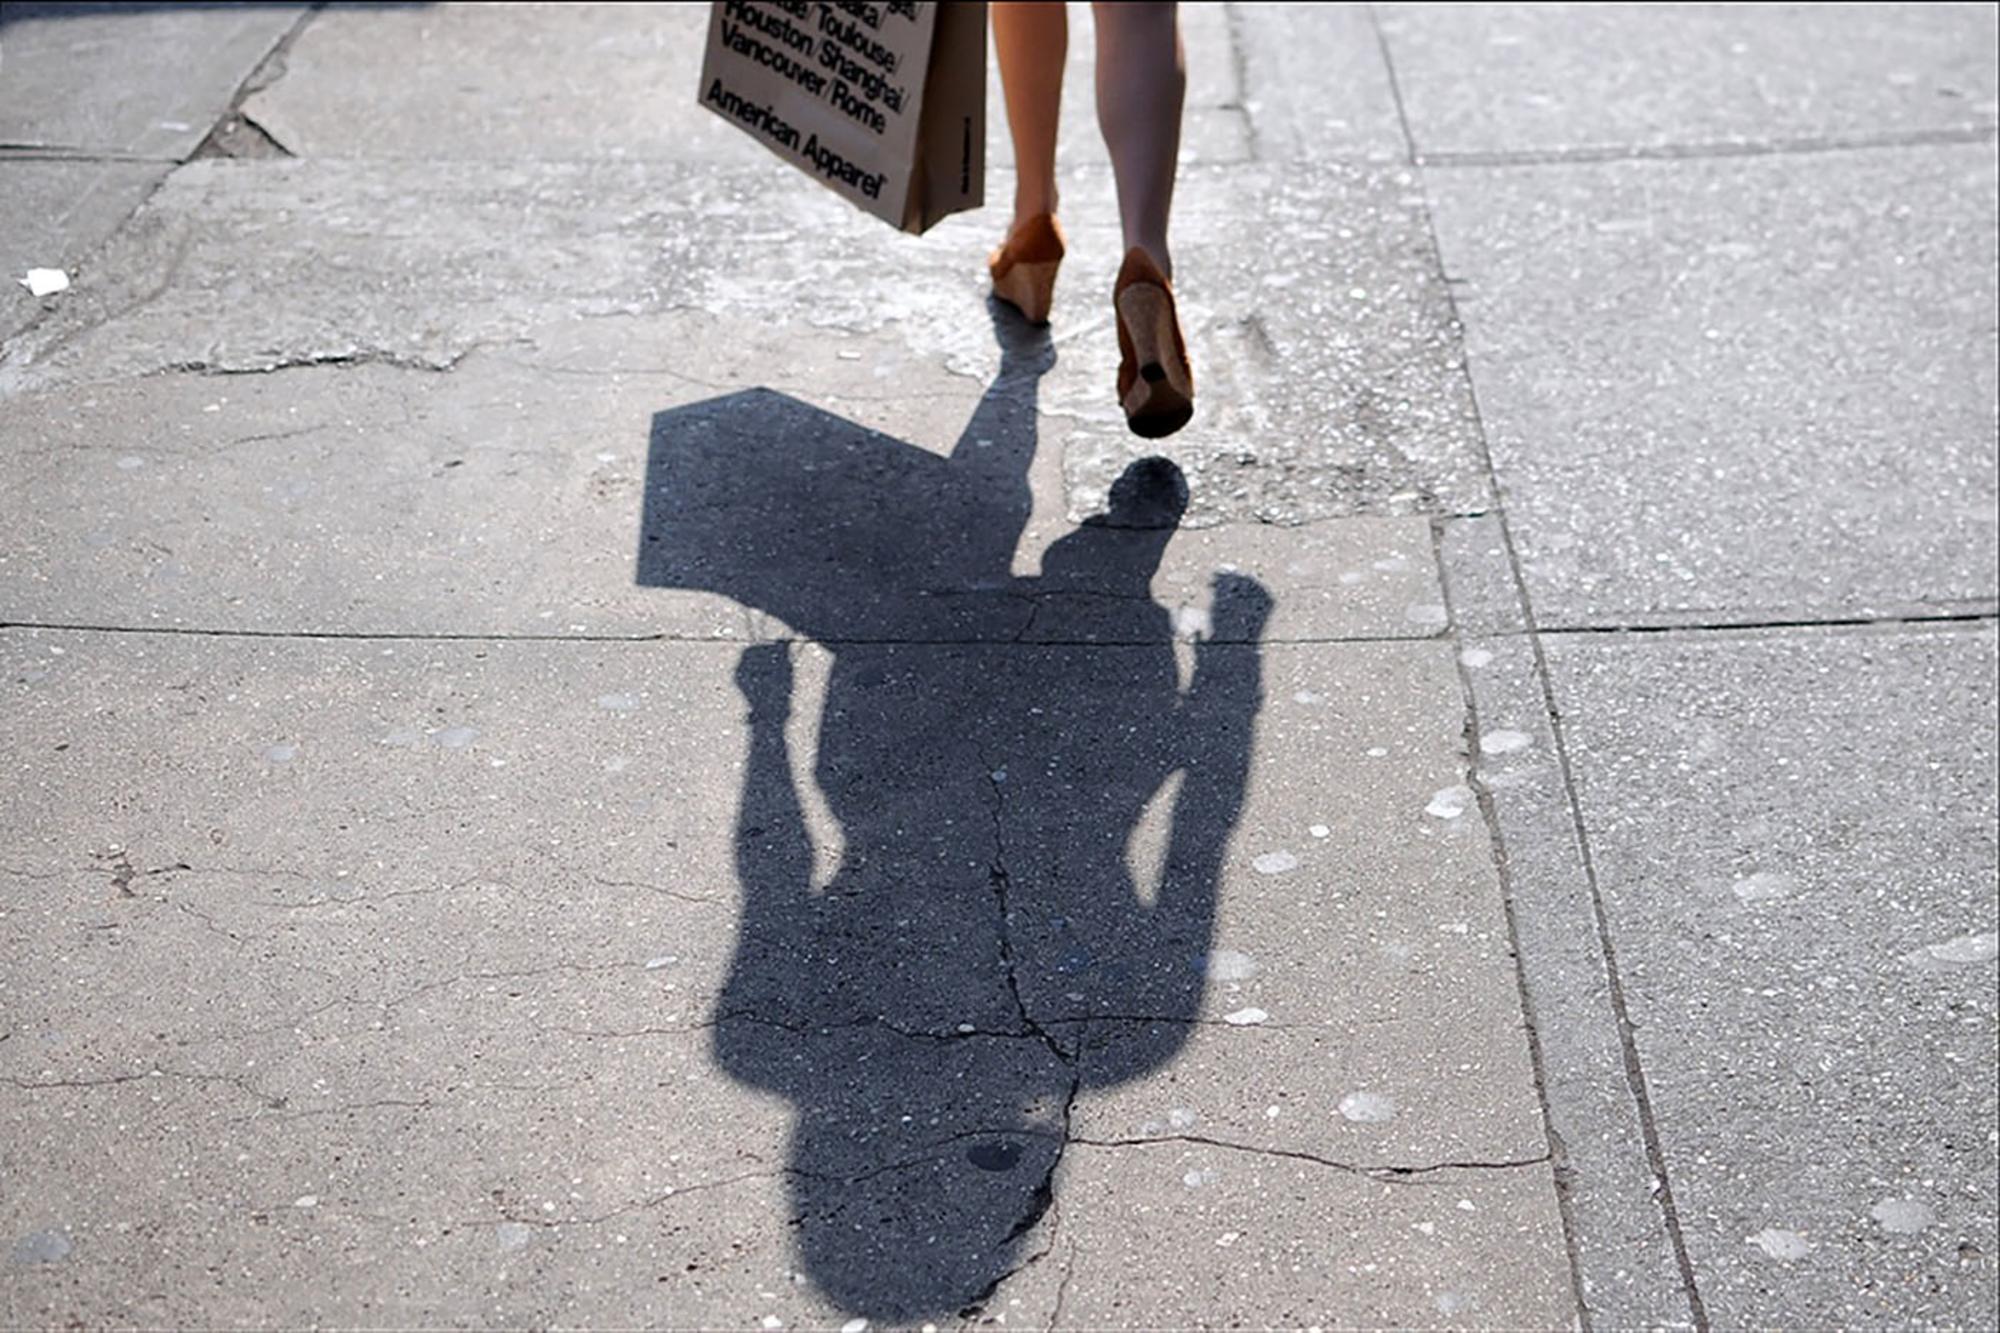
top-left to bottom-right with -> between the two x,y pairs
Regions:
1071,1130 -> 1553,1181
156,346 -> 484,377
949,754 -> 1085,1317
6,1064 -> 285,1109
239,1096 -> 435,1125
584,873 -> 718,906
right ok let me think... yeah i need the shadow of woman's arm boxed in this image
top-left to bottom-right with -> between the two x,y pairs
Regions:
1084,574 -> 1273,1087
713,643 -> 812,1088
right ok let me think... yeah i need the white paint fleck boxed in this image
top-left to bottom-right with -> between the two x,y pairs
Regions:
1456,1199 -> 1476,1212
1479,729 -> 1531,755
1293,690 -> 1324,705
1426,785 -> 1474,819
1223,1007 -> 1269,1026
19,268 -> 69,297
1203,949 -> 1260,982
264,742 -> 299,763
1413,1221 -> 1436,1236
1404,603 -> 1448,628
1253,850 -> 1298,875
437,726 -> 479,749
761,1317 -> 783,1331
1215,1230 -> 1241,1248
596,693 -> 639,711
1921,932 -> 1998,964
1309,823 -> 1330,838
9,1230 -> 71,1264
1181,1169 -> 1215,1189
495,1222 -> 534,1250
841,1320 -> 870,1333
1459,647 -> 1494,669
1870,1199 -> 1934,1234
1747,1228 -> 1812,1260
1732,872 -> 1795,903
1167,1107 -> 1198,1130
644,955 -> 679,970
1367,746 -> 1389,757
1338,1091 -> 1397,1123
1264,1105 -> 1281,1119
293,1195 -> 318,1209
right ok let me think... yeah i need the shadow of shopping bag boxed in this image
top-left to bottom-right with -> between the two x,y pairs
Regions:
637,388 -> 1033,643
697,1 -> 985,234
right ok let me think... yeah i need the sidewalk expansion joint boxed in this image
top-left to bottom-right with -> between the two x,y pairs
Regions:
1533,609 -> 1998,638
0,620 -> 1442,650
1416,123 -> 1998,171
1377,21 -> 1709,1318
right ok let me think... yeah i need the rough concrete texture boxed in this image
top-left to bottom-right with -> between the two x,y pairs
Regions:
0,159 -> 166,340
1428,143 -> 1999,627
0,316 -> 1448,642
5,2 -> 1997,1327
1547,625 -> 1999,1327
1376,1 -> 2000,159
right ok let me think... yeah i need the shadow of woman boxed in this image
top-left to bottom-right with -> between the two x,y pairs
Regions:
638,306 -> 1270,1321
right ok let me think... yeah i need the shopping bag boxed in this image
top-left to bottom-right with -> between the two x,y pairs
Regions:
698,1 -> 986,235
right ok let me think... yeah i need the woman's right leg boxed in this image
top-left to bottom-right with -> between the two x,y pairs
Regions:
992,1 -> 1068,228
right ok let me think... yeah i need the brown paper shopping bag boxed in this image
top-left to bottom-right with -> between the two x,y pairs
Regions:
699,1 -> 986,235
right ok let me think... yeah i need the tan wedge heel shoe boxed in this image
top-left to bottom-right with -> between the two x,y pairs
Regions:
1114,247 -> 1194,439
988,213 -> 1066,325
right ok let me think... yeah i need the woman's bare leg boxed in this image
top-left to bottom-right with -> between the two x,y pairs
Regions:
1092,1 -> 1184,275
992,2 -> 1068,227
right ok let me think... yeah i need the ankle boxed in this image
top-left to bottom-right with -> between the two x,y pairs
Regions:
1124,236 -> 1172,282
1013,192 -> 1059,230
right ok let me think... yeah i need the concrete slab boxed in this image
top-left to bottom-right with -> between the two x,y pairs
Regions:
1375,2 -> 2000,159
0,156 -> 1488,524
245,2 -> 1249,169
0,315 -> 1445,641
243,2 -> 741,163
1546,624 -> 1999,1328
0,159 -> 164,342
1232,2 -> 1408,162
0,619 -> 1563,1324
1426,144 -> 1999,628
0,2 -> 301,159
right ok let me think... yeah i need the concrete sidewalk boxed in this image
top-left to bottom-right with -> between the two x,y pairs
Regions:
2,3 -> 1994,1328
